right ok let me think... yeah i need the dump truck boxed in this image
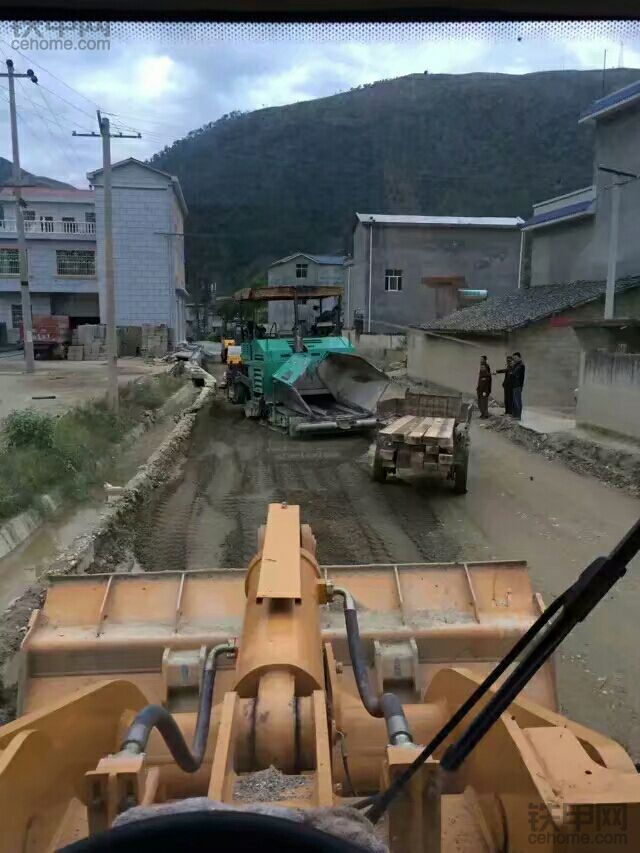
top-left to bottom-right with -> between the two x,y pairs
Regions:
372,391 -> 472,492
2,502 -> 640,852
226,285 -> 389,436
19,314 -> 71,359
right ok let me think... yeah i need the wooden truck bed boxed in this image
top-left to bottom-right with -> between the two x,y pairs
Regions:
378,414 -> 456,449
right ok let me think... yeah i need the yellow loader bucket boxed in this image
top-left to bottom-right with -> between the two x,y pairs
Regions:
18,559 -> 556,716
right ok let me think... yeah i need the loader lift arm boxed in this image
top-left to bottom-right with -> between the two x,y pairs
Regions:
364,514 -> 640,824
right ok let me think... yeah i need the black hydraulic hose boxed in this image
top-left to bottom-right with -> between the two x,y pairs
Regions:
360,592 -> 564,821
363,514 -> 640,824
333,588 -> 412,746
120,642 -> 235,773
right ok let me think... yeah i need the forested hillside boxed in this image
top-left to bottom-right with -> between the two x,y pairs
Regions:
149,68 -> 640,300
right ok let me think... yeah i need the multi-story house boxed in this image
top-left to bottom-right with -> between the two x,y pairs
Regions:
0,158 -> 187,345
266,252 -> 347,331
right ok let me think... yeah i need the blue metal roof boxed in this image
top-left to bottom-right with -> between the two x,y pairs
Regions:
522,199 -> 594,230
579,78 -> 640,122
307,254 -> 347,265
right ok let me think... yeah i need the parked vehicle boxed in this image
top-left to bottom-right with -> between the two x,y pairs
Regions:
20,314 -> 71,359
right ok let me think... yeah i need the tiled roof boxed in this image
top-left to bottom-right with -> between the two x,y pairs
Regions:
522,198 -> 594,230
579,78 -> 640,123
417,277 -> 640,334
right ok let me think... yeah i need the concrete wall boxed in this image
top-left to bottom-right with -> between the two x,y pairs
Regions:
407,329 -> 508,397
268,257 -> 344,287
529,104 -> 640,286
351,222 -> 521,332
591,106 -> 640,281
530,218 -> 596,286
0,240 -> 97,295
0,197 -> 94,224
577,351 -> 640,440
268,257 -> 344,330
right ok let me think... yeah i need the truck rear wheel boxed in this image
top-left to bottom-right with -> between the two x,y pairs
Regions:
372,449 -> 387,482
229,381 -> 248,405
453,452 -> 469,494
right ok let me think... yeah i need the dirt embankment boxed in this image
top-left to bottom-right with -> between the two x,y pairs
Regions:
484,417 -> 640,498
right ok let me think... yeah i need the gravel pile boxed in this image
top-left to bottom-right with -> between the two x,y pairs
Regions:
234,766 -> 313,802
484,417 -> 640,497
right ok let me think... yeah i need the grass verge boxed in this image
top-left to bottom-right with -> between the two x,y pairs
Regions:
0,373 -> 183,523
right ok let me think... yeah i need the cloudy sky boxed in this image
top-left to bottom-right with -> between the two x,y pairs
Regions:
0,20 -> 638,187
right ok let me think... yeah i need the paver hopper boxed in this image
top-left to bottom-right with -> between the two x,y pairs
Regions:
3,504 -> 640,852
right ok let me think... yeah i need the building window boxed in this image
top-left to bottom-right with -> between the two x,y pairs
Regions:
0,247 -> 20,275
62,217 -> 77,233
40,216 -> 54,233
384,269 -> 403,292
296,263 -> 308,279
56,249 -> 96,277
11,304 -> 22,327
24,210 -> 35,232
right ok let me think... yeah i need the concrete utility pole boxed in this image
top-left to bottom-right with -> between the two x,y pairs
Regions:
367,217 -> 374,333
73,113 -> 140,412
0,59 -> 39,373
598,165 -> 638,320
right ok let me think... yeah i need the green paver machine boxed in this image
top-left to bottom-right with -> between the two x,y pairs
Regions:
225,285 -> 389,436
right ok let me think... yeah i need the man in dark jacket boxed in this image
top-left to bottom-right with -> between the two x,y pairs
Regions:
495,355 -> 513,415
511,352 -> 526,420
476,355 -> 492,419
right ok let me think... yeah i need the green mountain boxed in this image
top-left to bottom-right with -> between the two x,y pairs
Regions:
149,68 -> 640,300
0,156 -> 73,189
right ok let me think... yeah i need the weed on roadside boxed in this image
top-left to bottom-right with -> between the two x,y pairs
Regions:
0,375 -> 183,522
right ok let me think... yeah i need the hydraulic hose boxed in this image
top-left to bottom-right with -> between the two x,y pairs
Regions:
120,642 -> 236,773
333,587 -> 412,746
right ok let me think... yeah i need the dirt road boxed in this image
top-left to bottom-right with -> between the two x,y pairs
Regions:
134,397 -> 640,760
0,356 -> 164,420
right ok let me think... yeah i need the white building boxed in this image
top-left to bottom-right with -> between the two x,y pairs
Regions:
0,158 -> 187,345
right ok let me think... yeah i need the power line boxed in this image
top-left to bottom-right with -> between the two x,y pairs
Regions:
0,36 -> 102,113
0,40 -> 159,141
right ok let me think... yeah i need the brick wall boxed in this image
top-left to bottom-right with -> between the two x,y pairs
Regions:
407,329 -> 508,397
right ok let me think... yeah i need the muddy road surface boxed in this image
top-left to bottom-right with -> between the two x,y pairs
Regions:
135,397 -> 460,571
134,396 -> 640,762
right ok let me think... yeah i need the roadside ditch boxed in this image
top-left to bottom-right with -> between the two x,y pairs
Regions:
0,368 -> 216,722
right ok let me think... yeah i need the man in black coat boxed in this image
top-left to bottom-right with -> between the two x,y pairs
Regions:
476,355 -> 492,419
495,355 -> 514,416
511,352 -> 526,420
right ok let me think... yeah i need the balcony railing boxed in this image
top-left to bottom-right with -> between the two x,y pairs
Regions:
0,219 -> 96,237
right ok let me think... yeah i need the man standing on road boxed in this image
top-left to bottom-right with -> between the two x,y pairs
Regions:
476,355 -> 492,419
511,352 -> 526,420
495,355 -> 514,416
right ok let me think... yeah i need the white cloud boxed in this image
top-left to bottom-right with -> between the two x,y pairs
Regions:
0,22 -> 638,186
